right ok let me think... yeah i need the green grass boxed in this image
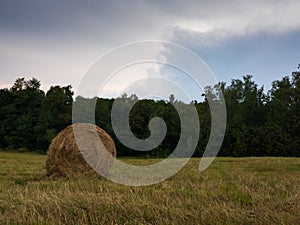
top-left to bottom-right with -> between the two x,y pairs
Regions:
0,151 -> 299,224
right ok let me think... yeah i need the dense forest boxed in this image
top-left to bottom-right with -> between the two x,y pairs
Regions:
0,68 -> 299,157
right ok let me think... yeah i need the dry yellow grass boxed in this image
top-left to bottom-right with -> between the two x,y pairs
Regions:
0,151 -> 299,224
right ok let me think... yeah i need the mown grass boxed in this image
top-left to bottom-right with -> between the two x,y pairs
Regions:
0,151 -> 299,225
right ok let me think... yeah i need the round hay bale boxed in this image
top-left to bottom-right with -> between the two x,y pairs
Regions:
46,123 -> 116,178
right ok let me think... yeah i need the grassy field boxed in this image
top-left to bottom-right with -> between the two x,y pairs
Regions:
0,151 -> 299,225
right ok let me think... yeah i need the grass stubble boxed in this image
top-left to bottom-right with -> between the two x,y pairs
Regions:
0,151 -> 299,224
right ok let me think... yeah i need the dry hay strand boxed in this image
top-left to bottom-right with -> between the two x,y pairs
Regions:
46,123 -> 116,178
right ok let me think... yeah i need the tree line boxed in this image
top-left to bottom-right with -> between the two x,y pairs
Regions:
0,68 -> 299,157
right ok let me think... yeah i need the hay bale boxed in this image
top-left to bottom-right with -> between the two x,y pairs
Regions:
46,123 -> 116,178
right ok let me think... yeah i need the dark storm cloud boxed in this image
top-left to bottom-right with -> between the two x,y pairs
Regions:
1,1 -> 115,32
0,0 -> 167,44
2,0 -> 299,44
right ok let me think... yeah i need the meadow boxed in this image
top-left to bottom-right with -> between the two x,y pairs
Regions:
0,151 -> 299,225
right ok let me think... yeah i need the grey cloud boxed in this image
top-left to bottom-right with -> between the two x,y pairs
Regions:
0,0 -> 170,44
2,0 -> 299,46
169,27 -> 237,49
1,0 -> 299,93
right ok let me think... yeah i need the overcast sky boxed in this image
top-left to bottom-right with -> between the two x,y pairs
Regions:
1,0 -> 299,99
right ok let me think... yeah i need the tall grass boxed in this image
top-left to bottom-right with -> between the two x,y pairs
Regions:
0,151 -> 299,224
